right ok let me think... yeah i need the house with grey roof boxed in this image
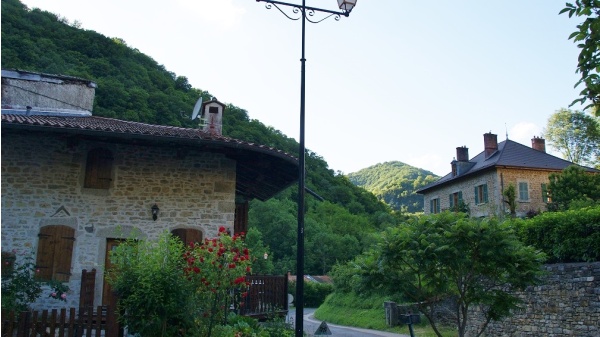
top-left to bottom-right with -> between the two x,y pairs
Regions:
1,69 -> 298,310
417,132 -> 599,217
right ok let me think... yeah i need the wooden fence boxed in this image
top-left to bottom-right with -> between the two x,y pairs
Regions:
1,306 -> 121,337
239,275 -> 289,320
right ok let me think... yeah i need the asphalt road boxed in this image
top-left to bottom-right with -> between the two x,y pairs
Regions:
286,308 -> 410,337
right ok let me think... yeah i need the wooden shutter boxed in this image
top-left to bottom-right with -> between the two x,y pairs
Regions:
483,184 -> 489,203
458,191 -> 463,202
36,225 -> 75,281
36,227 -> 55,280
84,148 -> 113,189
430,200 -> 434,213
449,194 -> 454,208
474,186 -> 479,204
172,229 -> 203,246
541,183 -> 548,203
234,201 -> 249,235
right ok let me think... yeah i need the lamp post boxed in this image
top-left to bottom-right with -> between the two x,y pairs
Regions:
255,1 -> 357,336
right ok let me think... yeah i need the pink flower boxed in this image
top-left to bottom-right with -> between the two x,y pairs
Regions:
61,293 -> 67,299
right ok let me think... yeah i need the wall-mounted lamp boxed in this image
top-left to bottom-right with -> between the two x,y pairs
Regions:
151,204 -> 159,221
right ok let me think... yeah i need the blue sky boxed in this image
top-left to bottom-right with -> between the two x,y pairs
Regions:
20,0 -> 585,176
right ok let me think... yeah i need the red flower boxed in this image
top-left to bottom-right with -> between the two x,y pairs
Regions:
219,226 -> 226,233
228,263 -> 236,269
246,266 -> 251,273
193,267 -> 200,274
234,276 -> 245,284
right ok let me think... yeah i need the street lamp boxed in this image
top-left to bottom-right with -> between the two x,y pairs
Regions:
254,1 -> 357,336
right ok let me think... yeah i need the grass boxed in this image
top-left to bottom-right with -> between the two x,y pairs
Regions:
314,292 -> 456,337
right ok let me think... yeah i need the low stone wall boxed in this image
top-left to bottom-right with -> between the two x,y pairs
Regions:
467,262 -> 600,337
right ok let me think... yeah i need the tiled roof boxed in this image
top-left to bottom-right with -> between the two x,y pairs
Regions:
417,139 -> 599,193
2,113 -> 299,200
5,114 -> 232,142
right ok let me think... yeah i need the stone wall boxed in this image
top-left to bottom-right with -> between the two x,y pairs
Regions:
466,262 -> 600,337
1,131 -> 237,309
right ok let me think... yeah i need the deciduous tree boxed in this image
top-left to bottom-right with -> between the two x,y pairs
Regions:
547,165 -> 600,211
544,108 -> 600,167
561,1 -> 600,112
348,213 -> 545,337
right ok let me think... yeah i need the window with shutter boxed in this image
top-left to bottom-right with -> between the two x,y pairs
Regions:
475,184 -> 488,204
35,225 -> 75,282
518,181 -> 529,201
430,198 -> 440,214
84,148 -> 113,189
541,183 -> 549,203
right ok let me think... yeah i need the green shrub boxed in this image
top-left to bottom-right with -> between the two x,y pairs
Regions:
288,280 -> 334,308
512,206 -> 600,262
1,250 -> 70,312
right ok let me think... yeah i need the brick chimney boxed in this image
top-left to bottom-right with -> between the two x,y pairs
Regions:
484,132 -> 498,158
531,136 -> 546,152
201,98 -> 225,136
456,146 -> 469,162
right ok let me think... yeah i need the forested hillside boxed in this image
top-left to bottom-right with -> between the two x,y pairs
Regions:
1,0 -> 404,275
348,161 -> 439,213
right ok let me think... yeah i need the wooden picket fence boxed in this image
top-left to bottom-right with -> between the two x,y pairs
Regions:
239,275 -> 289,320
1,306 -> 122,337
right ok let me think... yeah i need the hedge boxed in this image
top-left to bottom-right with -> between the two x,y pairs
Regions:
512,206 -> 600,263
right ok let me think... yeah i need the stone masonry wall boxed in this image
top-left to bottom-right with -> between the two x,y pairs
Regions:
466,262 -> 600,337
1,132 -> 237,309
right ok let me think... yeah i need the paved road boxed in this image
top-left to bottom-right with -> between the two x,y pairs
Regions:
286,308 -> 410,337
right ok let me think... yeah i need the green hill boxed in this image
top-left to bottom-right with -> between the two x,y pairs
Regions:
347,161 -> 439,213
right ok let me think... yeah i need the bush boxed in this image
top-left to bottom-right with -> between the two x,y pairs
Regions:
288,280 -> 334,308
512,206 -> 600,262
1,250 -> 69,312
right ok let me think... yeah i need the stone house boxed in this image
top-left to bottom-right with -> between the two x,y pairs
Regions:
1,69 -> 298,309
417,132 -> 599,217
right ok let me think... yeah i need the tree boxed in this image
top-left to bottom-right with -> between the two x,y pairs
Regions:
547,165 -> 600,211
350,213 -> 545,337
544,108 -> 600,166
503,184 -> 517,217
560,1 -> 600,113
107,232 -> 195,337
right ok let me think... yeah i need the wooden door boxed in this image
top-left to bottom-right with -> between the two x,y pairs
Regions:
102,239 -> 123,308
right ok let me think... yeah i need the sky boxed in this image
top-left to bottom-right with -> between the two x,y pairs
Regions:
19,0 -> 587,176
